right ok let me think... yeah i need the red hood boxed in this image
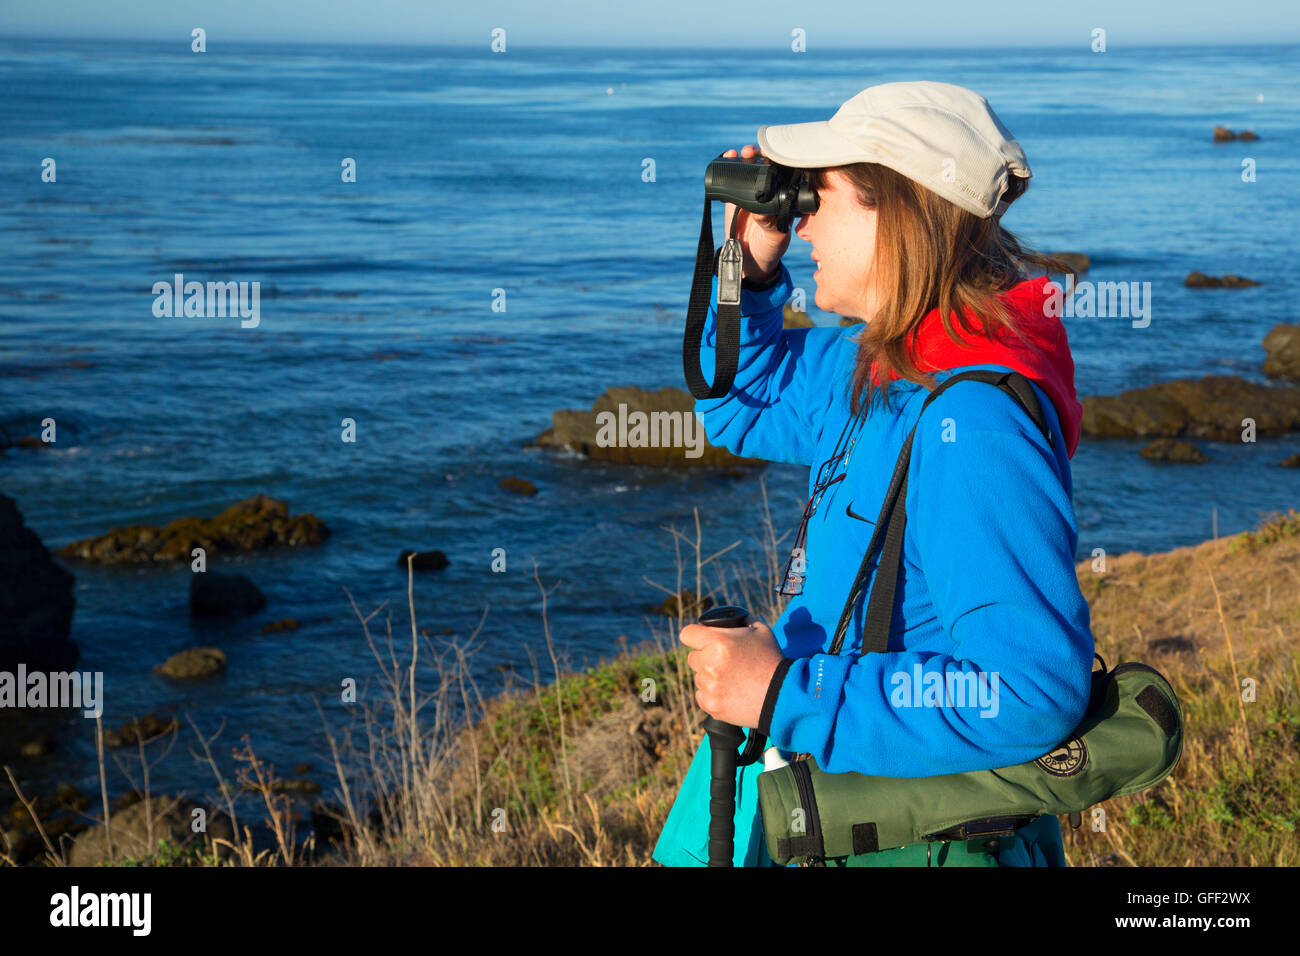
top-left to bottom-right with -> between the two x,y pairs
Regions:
870,275 -> 1082,458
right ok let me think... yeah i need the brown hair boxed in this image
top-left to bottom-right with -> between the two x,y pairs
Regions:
805,163 -> 1068,417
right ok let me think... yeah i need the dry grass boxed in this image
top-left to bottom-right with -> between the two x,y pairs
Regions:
4,488 -> 1296,867
1066,518 -> 1300,865
310,489 -> 792,866
327,489 -> 1299,867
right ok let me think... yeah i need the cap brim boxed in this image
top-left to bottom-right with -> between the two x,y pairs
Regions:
757,121 -> 873,168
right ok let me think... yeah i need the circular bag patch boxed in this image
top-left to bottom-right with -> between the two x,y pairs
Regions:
1035,737 -> 1088,777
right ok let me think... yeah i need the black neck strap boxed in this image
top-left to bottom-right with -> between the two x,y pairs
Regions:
683,159 -> 743,399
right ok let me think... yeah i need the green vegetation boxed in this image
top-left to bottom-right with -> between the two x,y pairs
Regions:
7,499 -> 1297,867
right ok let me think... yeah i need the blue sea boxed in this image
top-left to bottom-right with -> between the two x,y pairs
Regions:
2,38 -> 1298,798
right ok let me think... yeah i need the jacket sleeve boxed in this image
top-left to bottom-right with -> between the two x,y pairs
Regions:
761,384 -> 1095,776
692,262 -> 851,467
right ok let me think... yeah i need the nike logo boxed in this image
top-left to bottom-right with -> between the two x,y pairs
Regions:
845,500 -> 873,523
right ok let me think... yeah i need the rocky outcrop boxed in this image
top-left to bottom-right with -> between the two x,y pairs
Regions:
190,572 -> 266,617
1082,375 -> 1300,440
1212,126 -> 1258,142
68,795 -> 234,866
56,494 -> 328,564
155,647 -> 227,680
0,494 -> 77,672
1263,323 -> 1300,381
534,386 -> 765,468
1184,271 -> 1260,288
2,784 -> 91,864
102,713 -> 180,748
1140,438 -> 1209,463
1047,252 -> 1091,274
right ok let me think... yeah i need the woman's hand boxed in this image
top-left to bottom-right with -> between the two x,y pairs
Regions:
680,617 -> 784,728
721,145 -> 793,283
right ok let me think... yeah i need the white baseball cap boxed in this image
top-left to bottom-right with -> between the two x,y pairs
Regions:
757,81 -> 1032,218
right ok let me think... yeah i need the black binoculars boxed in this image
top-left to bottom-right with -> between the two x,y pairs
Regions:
703,154 -> 820,233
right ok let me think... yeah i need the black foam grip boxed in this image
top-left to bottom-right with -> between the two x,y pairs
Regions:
704,716 -> 746,866
698,605 -> 751,866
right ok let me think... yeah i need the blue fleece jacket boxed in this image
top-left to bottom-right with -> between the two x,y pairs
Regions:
653,262 -> 1095,866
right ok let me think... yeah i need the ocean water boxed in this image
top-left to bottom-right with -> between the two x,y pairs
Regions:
2,38 -> 1298,797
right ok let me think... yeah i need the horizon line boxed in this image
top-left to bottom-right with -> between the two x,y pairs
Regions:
3,33 -> 1300,51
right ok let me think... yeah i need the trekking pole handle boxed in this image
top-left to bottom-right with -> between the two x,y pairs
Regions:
698,605 -> 751,867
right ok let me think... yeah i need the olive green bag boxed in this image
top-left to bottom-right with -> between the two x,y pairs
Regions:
757,371 -> 1185,866
758,659 -> 1183,864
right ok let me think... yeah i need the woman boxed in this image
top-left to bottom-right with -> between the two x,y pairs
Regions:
655,82 -> 1095,867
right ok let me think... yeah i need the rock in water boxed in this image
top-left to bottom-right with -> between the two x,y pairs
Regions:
261,617 -> 300,634
19,734 -> 55,758
1184,271 -> 1260,289
190,572 -> 266,618
1263,323 -> 1300,381
1140,438 -> 1209,463
56,494 -> 329,564
397,550 -> 450,571
534,386 -> 766,467
498,476 -> 538,495
0,493 -> 78,671
102,713 -> 181,747
1047,252 -> 1091,274
1082,376 -> 1300,440
155,647 -> 227,680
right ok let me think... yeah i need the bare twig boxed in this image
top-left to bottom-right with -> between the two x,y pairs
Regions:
3,766 -> 61,866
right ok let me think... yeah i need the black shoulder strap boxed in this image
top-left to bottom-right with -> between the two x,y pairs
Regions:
826,370 -> 1055,657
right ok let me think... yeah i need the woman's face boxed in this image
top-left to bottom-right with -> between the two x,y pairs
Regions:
795,168 -> 879,321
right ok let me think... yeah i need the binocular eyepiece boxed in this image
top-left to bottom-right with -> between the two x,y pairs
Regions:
704,153 -> 820,233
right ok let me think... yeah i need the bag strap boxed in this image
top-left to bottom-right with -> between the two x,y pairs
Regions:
827,370 -> 1055,657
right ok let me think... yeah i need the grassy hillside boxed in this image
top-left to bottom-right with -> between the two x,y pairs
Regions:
7,507 -> 1297,866
326,507 -> 1300,867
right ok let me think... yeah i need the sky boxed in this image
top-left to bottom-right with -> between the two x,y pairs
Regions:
2,0 -> 1298,47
